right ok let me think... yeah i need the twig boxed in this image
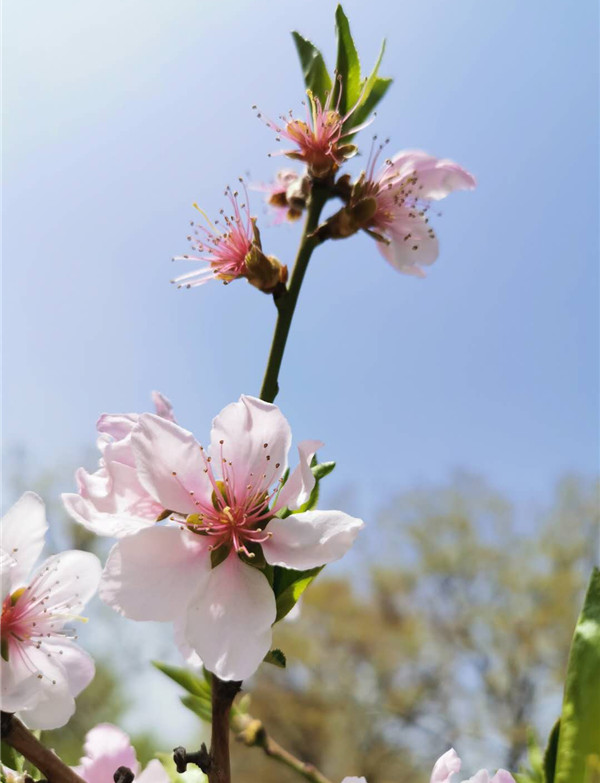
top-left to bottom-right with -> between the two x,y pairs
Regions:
259,183 -> 329,403
1,712 -> 86,783
208,677 -> 242,783
232,713 -> 333,783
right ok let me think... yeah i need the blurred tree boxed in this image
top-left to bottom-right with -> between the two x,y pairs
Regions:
227,473 -> 598,783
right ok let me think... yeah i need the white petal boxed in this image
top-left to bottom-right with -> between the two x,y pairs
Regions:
0,655 -> 42,713
27,550 -> 101,619
44,640 -> 95,698
378,214 -> 439,277
184,556 -> 275,681
62,491 -> 156,538
132,414 -> 211,515
137,759 -> 171,783
210,396 -> 291,490
100,526 -> 208,622
277,440 -> 323,511
1,492 -> 47,589
263,510 -> 363,570
12,650 -> 75,730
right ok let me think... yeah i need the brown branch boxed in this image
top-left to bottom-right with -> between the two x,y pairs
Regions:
1,712 -> 86,783
208,677 -> 242,783
232,713 -> 333,783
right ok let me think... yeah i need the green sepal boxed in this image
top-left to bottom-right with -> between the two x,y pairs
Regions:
291,31 -> 332,104
210,544 -> 230,569
1,638 -> 9,662
312,460 -> 336,481
263,648 -> 286,668
333,4 -> 361,115
544,720 -> 560,783
273,564 -> 323,622
555,568 -> 600,783
238,542 -> 267,570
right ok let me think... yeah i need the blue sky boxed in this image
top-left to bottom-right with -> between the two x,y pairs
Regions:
4,0 -> 598,518
3,0 -> 598,762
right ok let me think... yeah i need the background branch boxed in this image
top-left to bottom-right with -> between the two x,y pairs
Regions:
1,713 -> 86,783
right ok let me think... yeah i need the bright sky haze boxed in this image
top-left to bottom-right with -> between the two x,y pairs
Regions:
3,0 -> 598,761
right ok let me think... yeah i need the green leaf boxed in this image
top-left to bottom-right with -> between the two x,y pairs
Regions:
334,5 -> 361,114
291,31 -> 332,104
273,565 -> 323,621
263,648 -> 287,668
544,720 -> 560,783
1,742 -> 23,774
351,76 -> 392,130
555,568 -> 600,783
181,693 -> 212,724
152,661 -> 210,698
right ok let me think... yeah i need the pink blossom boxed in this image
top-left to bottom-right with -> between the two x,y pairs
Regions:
0,493 -> 101,729
255,169 -> 306,223
100,395 -> 363,681
62,391 -> 176,538
72,723 -> 169,783
360,149 -> 476,277
260,88 -> 369,179
430,749 -> 515,783
172,186 -> 254,289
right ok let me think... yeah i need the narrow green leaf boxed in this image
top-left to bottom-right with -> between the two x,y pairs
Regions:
263,648 -> 287,668
334,5 -> 361,115
351,76 -> 392,130
274,565 -> 323,621
1,742 -> 23,774
555,568 -> 600,783
291,31 -> 332,104
181,693 -> 212,723
544,720 -> 560,783
152,661 -> 209,698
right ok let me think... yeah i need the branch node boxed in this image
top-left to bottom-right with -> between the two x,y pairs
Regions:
173,743 -> 211,774
113,767 -> 135,783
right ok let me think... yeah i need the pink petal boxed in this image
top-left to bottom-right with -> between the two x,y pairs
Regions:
409,156 -> 476,201
210,396 -> 291,491
430,749 -> 461,783
151,391 -> 176,422
78,724 -> 139,783
131,414 -> 211,515
184,555 -> 276,681
277,440 -> 323,511
100,526 -> 208,622
1,492 -> 47,589
378,215 -> 439,277
262,510 -> 363,570
491,773 -> 516,783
